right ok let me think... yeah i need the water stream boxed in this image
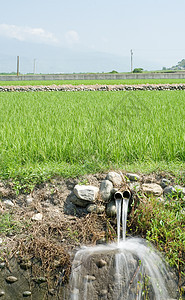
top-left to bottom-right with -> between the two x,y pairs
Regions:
70,197 -> 177,300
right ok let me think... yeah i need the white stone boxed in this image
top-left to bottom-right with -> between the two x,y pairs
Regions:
3,200 -> 14,207
31,213 -> 43,221
26,195 -> 34,205
143,183 -> 163,196
106,172 -> 122,186
74,185 -> 99,202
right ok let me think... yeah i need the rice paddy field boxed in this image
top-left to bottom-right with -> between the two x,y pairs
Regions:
1,78 -> 185,86
0,89 -> 185,182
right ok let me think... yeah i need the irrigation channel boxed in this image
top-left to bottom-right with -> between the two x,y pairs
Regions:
70,190 -> 178,300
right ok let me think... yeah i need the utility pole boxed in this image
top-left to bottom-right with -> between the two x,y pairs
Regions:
33,58 -> 36,74
17,56 -> 19,76
130,49 -> 133,72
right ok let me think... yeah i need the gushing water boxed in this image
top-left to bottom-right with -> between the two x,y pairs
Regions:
70,196 -> 177,300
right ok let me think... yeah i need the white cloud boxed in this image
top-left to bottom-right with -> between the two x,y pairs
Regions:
65,30 -> 80,45
0,24 -> 59,45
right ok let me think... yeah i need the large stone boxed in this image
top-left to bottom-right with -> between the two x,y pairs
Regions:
142,183 -> 163,196
163,186 -> 177,198
74,185 -> 99,202
106,172 -> 122,187
126,173 -> 141,182
160,178 -> 171,189
69,193 -> 90,207
100,180 -> 113,202
106,201 -> 116,217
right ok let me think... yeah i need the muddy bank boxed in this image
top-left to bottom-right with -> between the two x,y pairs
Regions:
0,171 -> 184,299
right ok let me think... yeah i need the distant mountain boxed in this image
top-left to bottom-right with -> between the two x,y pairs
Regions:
0,37 -> 161,74
163,59 -> 185,71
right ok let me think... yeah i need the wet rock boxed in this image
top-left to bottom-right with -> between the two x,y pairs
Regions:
69,193 -> 90,207
34,276 -> 47,283
31,213 -> 43,221
126,173 -> 141,181
23,291 -> 32,297
74,185 -> 99,202
106,172 -> 122,186
86,204 -> 105,214
160,178 -> 171,189
96,237 -> 106,245
6,276 -> 18,283
163,186 -> 177,198
0,291 -> 5,297
143,183 -> 163,196
100,180 -> 113,202
20,261 -> 32,270
96,259 -> 107,268
106,201 -> 116,217
100,289 -> 108,296
84,275 -> 96,282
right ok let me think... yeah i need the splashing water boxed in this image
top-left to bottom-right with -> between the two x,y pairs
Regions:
70,199 -> 177,300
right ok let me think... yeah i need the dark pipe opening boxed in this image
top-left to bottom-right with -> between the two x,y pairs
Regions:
114,191 -> 123,201
122,190 -> 131,199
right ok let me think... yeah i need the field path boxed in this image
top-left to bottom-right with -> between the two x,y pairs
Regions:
1,83 -> 185,92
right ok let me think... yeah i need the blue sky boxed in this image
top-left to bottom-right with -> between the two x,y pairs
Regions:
0,0 -> 185,73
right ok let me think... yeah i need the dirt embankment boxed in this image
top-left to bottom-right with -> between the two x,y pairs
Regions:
1,83 -> 185,92
0,171 -> 184,299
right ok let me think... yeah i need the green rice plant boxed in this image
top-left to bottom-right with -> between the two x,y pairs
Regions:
1,78 -> 185,86
0,90 -> 185,184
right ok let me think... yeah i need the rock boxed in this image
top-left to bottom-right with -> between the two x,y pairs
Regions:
74,185 -> 99,202
20,261 -> 32,270
31,213 -> 43,221
86,204 -> 105,214
34,277 -> 47,283
6,276 -> 18,283
0,291 -> 5,297
100,289 -> 108,296
163,186 -> 177,198
174,185 -> 185,196
128,182 -> 140,192
142,183 -> 163,196
106,172 -> 122,186
126,173 -> 141,181
106,201 -> 116,217
70,193 -> 90,207
3,199 -> 14,207
84,275 -> 96,282
26,195 -> 34,205
100,180 -> 113,202
0,262 -> 5,269
96,259 -> 107,268
160,178 -> 171,189
23,291 -> 32,297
